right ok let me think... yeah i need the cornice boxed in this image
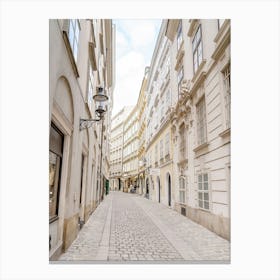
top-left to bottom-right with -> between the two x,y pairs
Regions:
165,19 -> 180,41
187,19 -> 199,37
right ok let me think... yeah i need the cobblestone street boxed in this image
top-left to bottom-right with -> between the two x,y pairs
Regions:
58,192 -> 230,262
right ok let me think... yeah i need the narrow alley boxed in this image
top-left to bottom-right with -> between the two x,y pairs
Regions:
58,192 -> 229,262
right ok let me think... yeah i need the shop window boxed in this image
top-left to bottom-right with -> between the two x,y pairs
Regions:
49,123 -> 64,221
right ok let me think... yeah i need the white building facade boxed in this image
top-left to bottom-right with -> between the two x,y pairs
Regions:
109,106 -> 133,191
122,106 -> 139,192
166,19 -> 230,240
49,19 -> 115,260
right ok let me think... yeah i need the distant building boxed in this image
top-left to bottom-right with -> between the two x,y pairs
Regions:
122,106 -> 139,192
137,67 -> 149,195
109,106 -> 133,191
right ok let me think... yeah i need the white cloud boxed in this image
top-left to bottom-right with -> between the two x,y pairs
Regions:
112,19 -> 161,116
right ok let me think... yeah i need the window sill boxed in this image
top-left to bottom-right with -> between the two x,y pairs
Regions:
198,207 -> 211,213
193,142 -> 209,153
187,19 -> 199,37
49,216 -> 59,224
219,127 -> 230,138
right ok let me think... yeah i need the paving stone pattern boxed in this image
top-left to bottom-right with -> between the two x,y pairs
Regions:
58,191 -> 230,262
108,192 -> 183,261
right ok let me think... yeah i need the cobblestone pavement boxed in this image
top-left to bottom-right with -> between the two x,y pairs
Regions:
58,191 -> 230,262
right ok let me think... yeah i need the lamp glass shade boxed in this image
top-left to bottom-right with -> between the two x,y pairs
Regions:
93,94 -> 108,102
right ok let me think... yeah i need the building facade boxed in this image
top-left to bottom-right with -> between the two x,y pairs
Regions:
122,106 -> 139,193
137,67 -> 149,195
166,19 -> 230,240
145,21 -> 174,207
49,19 -> 115,260
109,106 -> 133,191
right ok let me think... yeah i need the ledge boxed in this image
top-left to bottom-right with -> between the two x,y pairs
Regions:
190,60 -> 207,96
187,19 -> 199,37
165,19 -> 180,41
49,216 -> 59,224
193,142 -> 209,153
211,22 -> 230,61
219,127 -> 230,138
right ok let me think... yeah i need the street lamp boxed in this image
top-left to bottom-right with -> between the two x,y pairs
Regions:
79,86 -> 108,204
79,87 -> 108,130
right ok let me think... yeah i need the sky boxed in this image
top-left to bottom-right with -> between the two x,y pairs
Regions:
112,19 -> 162,116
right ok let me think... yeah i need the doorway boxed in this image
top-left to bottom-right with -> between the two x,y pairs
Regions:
157,177 -> 161,203
167,173 -> 171,206
146,178 -> 149,199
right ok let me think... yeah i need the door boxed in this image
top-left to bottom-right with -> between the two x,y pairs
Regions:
168,174 -> 171,206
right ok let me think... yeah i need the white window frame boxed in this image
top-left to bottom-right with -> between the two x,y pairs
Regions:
196,97 -> 207,145
69,19 -> 80,62
197,173 -> 210,210
179,176 -> 186,204
192,25 -> 203,74
177,21 -> 183,50
87,62 -> 95,105
179,124 -> 186,160
223,65 -> 231,129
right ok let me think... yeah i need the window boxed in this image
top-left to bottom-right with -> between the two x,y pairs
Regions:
179,176 -> 186,204
69,19 -> 80,62
160,139 -> 163,159
179,124 -> 186,161
196,97 -> 207,145
177,67 -> 184,96
49,123 -> 64,221
87,63 -> 95,105
198,173 -> 209,210
192,25 -> 203,74
223,65 -> 231,129
177,21 -> 183,50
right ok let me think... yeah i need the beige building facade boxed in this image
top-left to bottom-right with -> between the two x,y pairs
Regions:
109,106 -> 133,191
122,106 -> 139,193
166,19 -> 230,240
137,67 -> 149,195
145,22 -> 174,207
49,19 -> 115,260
